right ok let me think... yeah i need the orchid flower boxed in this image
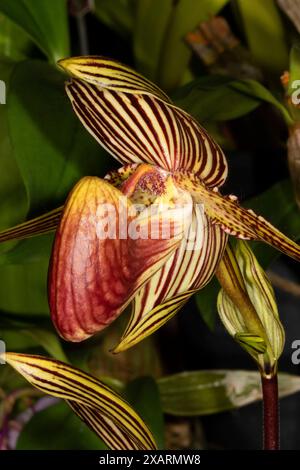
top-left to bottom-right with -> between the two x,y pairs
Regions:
1,56 -> 300,353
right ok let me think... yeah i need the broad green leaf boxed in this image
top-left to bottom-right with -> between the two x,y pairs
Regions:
0,262 -> 49,315
246,180 -> 300,265
6,60 -> 110,214
23,329 -> 68,362
0,14 -> 32,60
0,0 -> 70,62
17,400 -> 107,450
289,44 -> 300,91
195,277 -> 218,331
158,370 -> 300,416
173,75 -> 293,125
133,0 -> 173,81
125,377 -> 164,449
0,234 -> 53,266
234,0 -> 289,74
158,0 -> 230,90
94,0 -> 134,38
0,60 -> 27,238
0,327 -> 67,362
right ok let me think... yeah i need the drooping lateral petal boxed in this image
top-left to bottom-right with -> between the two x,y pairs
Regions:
68,401 -> 144,450
49,175 -> 192,342
0,206 -> 62,243
60,56 -> 228,187
3,353 -> 156,450
175,171 -> 300,262
114,207 -> 228,353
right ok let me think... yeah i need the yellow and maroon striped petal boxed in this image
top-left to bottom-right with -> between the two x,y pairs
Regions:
3,353 -> 156,450
114,207 -> 228,352
59,56 -> 228,188
0,206 -> 62,243
49,175 -> 192,342
175,171 -> 300,262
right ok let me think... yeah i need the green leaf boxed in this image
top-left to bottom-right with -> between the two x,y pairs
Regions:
0,262 -> 49,315
0,326 -> 67,362
0,60 -> 27,236
158,370 -> 300,416
173,75 -> 293,124
6,60 -> 110,214
0,0 -> 70,62
94,0 -> 134,38
234,0 -> 289,74
17,400 -> 108,450
0,14 -> 32,60
289,44 -> 300,95
125,377 -> 164,449
23,329 -> 68,362
195,276 -> 218,330
133,0 -> 173,81
246,180 -> 300,266
158,0 -> 230,90
0,234 -> 53,266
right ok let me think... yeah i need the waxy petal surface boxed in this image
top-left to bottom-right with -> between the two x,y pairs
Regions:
49,176 -> 192,342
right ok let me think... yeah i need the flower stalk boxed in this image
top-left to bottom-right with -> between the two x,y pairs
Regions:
261,372 -> 279,450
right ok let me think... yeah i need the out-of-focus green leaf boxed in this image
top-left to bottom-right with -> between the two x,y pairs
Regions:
246,180 -> 300,265
158,0 -> 230,90
0,0 -> 70,62
133,0 -> 173,81
0,14 -> 32,60
17,400 -> 107,450
158,370 -> 300,416
23,329 -> 68,362
289,44 -> 300,93
173,75 -> 293,124
0,263 -> 49,315
125,377 -> 164,449
0,60 -> 27,237
0,327 -> 67,362
196,180 -> 300,327
7,60 -> 110,214
235,0 -> 288,74
195,277 -> 219,331
94,0 -> 134,38
0,234 -> 53,266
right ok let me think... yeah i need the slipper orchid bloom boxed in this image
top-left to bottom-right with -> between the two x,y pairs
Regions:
1,57 -> 300,352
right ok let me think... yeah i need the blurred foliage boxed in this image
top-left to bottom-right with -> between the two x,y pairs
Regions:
234,0 -> 289,75
0,0 -> 70,62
